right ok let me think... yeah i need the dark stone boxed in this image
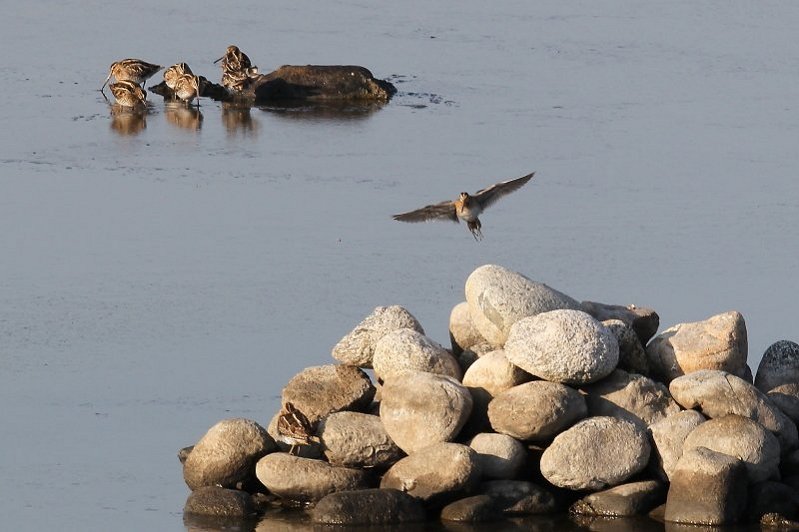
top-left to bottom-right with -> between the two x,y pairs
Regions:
746,481 -> 799,522
580,301 -> 660,345
761,512 -> 799,529
178,445 -> 193,464
311,488 -> 426,525
481,480 -> 558,515
440,495 -> 501,522
254,65 -> 396,102
570,480 -> 665,517
183,485 -> 256,517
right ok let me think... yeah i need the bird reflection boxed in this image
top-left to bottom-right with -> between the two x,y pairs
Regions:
109,104 -> 147,136
164,102 -> 203,131
221,102 -> 259,137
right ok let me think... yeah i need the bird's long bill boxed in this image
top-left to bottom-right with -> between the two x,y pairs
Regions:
100,72 -> 112,91
213,55 -> 224,64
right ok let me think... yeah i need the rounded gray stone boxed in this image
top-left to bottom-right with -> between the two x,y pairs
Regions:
603,319 -> 651,376
281,364 -> 376,424
646,310 -> 748,383
580,369 -> 681,427
504,309 -> 619,385
767,383 -> 799,424
255,453 -> 372,503
380,442 -> 481,505
647,410 -> 707,482
311,488 -> 425,525
480,480 -> 557,515
440,494 -> 500,522
464,264 -> 579,346
183,418 -> 274,490
468,432 -> 526,480
755,340 -> 799,392
462,350 -> 530,397
449,301 -> 486,355
570,480 -> 665,517
540,416 -> 651,490
683,414 -> 781,483
380,370 -> 472,454
183,486 -> 256,517
488,380 -> 587,441
373,328 -> 461,381
669,369 -> 798,453
318,411 -> 403,469
332,305 -> 424,367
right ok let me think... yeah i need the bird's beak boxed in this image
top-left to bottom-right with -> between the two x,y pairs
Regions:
213,56 -> 224,64
100,72 -> 112,91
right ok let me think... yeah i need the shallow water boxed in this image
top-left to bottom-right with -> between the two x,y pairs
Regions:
1,1 -> 798,530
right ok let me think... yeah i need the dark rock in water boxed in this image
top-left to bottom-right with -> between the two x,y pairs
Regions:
150,76 -> 230,102
580,301 -> 660,345
480,480 -> 558,515
664,446 -> 748,525
178,445 -> 193,465
253,65 -> 396,102
311,488 -> 426,525
440,494 -> 501,522
183,485 -> 256,517
746,481 -> 799,522
570,480 -> 665,517
761,512 -> 799,529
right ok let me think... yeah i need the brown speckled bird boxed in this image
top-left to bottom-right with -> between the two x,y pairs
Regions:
173,74 -> 201,106
276,402 -> 319,455
101,59 -> 162,91
163,62 -> 193,90
393,172 -> 535,240
214,45 -> 256,73
108,80 -> 147,108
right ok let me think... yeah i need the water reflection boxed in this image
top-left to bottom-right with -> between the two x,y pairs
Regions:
109,104 -> 148,136
165,102 -> 203,131
258,100 -> 386,122
222,102 -> 260,138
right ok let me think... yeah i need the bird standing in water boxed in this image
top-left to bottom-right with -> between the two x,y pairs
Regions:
173,74 -> 202,106
101,59 -> 162,91
393,172 -> 535,240
108,80 -> 147,108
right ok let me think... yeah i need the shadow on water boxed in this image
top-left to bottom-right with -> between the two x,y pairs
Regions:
256,99 -> 387,122
221,102 -> 261,138
164,102 -> 204,131
109,104 -> 149,136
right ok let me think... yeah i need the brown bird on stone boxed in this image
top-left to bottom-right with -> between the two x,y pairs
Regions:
393,172 -> 535,240
275,402 -> 319,455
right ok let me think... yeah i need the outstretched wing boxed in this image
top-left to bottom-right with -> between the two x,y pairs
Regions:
393,200 -> 458,223
473,172 -> 535,210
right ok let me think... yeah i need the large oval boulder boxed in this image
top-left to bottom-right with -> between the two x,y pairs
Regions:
504,310 -> 619,385
255,453 -> 373,503
183,486 -> 256,517
462,350 -> 530,398
331,305 -> 423,367
380,370 -> 472,454
281,364 -> 375,424
580,369 -> 680,427
648,410 -> 706,482
756,341 -> 799,424
380,442 -> 481,505
468,432 -> 526,480
683,414 -> 781,483
449,301 -> 486,355
488,380 -> 587,441
183,418 -> 274,490
540,416 -> 650,490
373,328 -> 461,381
311,488 -> 425,525
317,411 -> 403,469
646,311 -> 747,383
464,264 -> 579,346
669,369 -> 798,452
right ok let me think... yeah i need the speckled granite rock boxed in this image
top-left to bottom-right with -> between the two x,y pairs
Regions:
331,305 -> 423,367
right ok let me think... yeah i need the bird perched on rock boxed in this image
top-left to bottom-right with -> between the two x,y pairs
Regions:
214,45 -> 256,73
214,45 -> 259,92
101,58 -> 162,91
163,62 -> 193,90
276,402 -> 319,455
393,172 -> 535,240
108,80 -> 147,108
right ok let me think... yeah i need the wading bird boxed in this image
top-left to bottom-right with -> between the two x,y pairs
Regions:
101,59 -> 162,91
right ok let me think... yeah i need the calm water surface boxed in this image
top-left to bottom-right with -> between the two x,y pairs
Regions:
1,1 -> 798,530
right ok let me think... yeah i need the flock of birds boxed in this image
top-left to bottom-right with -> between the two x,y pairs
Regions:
99,45 -> 259,108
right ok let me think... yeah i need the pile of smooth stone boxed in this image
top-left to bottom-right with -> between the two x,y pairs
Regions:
179,264 -> 799,528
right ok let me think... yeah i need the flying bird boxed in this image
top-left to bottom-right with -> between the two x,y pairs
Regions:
393,172 -> 535,240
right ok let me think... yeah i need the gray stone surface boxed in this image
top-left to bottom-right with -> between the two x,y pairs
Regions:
755,340 -> 799,392
468,432 -> 526,480
380,442 -> 481,505
449,301 -> 485,356
580,369 -> 680,427
380,370 -> 472,454
488,380 -> 587,441
373,328 -> 461,381
580,300 -> 660,345
183,486 -> 256,517
255,453 -> 372,503
281,364 -> 376,424
504,309 -> 619,385
602,319 -> 650,376
183,418 -> 274,490
311,488 -> 426,525
669,369 -> 798,452
440,494 -> 500,522
462,350 -> 530,398
480,480 -> 557,515
648,409 -> 706,482
540,416 -> 650,490
331,305 -> 424,367
646,310 -> 748,383
664,446 -> 748,525
683,414 -> 781,483
317,411 -> 403,469
767,384 -> 799,425
464,264 -> 579,346
570,480 -> 665,517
